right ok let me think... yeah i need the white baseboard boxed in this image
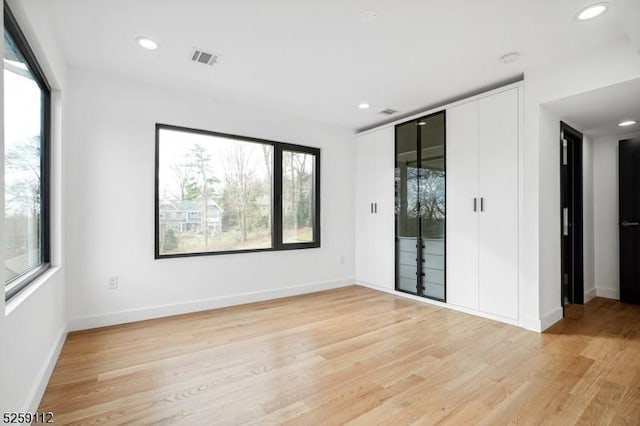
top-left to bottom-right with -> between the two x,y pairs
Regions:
26,324 -> 67,412
584,287 -> 597,303
68,278 -> 354,332
356,281 -> 395,295
596,288 -> 619,300
521,317 -> 544,332
540,306 -> 564,332
356,283 -> 522,329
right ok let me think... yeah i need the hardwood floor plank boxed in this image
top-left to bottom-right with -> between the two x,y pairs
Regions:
39,286 -> 640,424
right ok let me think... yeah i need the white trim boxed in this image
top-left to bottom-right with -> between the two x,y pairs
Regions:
540,306 -> 564,331
521,316 -> 544,332
357,281 -> 396,295
26,324 -> 67,412
356,283 -> 523,328
68,278 -> 353,331
595,287 -> 619,300
357,81 -> 524,135
517,85 -> 524,332
5,267 -> 61,316
584,287 -> 597,303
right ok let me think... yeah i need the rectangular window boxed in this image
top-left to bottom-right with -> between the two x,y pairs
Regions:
155,124 -> 320,258
282,150 -> 318,245
4,3 -> 51,300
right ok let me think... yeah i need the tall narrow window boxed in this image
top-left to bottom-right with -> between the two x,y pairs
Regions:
282,150 -> 317,244
4,3 -> 51,300
156,124 -> 320,258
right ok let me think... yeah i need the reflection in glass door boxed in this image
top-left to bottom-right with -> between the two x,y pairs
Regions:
395,112 -> 445,301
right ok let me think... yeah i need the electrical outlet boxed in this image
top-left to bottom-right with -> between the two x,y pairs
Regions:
107,276 -> 118,290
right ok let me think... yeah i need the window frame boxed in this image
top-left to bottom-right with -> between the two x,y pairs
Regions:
275,143 -> 321,250
154,123 -> 320,259
4,2 -> 52,301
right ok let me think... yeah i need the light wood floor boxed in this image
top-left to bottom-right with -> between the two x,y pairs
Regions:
39,286 -> 640,425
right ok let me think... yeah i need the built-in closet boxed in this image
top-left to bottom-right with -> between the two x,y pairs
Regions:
446,87 -> 519,320
355,83 -> 521,325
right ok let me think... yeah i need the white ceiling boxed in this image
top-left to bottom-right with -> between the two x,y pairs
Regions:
38,0 -> 632,130
545,77 -> 640,138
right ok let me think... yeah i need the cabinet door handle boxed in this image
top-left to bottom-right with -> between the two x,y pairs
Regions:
622,221 -> 640,227
374,203 -> 377,214
370,203 -> 373,214
473,198 -> 477,212
480,197 -> 484,212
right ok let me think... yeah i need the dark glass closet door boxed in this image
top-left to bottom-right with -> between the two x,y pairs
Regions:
395,112 -> 445,300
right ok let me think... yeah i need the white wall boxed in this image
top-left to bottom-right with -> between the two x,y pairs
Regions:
536,105 -> 564,322
0,0 -> 68,414
593,130 -> 640,299
583,135 -> 595,302
593,133 -> 619,299
524,38 -> 640,330
65,68 -> 356,329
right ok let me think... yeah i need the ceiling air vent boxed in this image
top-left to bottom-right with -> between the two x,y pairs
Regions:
191,49 -> 220,66
379,108 -> 398,116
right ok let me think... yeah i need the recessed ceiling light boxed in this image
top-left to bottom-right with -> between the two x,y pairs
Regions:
619,120 -> 637,127
500,52 -> 519,64
358,103 -> 370,109
136,37 -> 159,50
417,121 -> 426,126
360,10 -> 377,22
576,3 -> 608,21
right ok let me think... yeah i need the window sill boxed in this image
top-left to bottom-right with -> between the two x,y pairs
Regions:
5,266 -> 61,316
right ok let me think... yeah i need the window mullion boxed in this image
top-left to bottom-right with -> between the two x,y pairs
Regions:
273,145 -> 283,250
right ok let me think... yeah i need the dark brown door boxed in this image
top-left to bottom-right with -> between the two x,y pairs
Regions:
619,138 -> 640,304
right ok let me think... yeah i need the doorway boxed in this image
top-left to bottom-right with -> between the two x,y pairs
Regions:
560,122 -> 584,306
618,138 -> 640,304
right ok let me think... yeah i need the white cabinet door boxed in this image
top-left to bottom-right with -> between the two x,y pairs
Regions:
446,101 -> 480,309
355,128 -> 395,289
373,127 -> 395,290
355,133 -> 375,285
478,88 -> 519,319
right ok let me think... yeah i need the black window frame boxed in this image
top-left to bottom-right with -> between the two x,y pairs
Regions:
3,2 -> 52,301
155,123 -> 320,259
